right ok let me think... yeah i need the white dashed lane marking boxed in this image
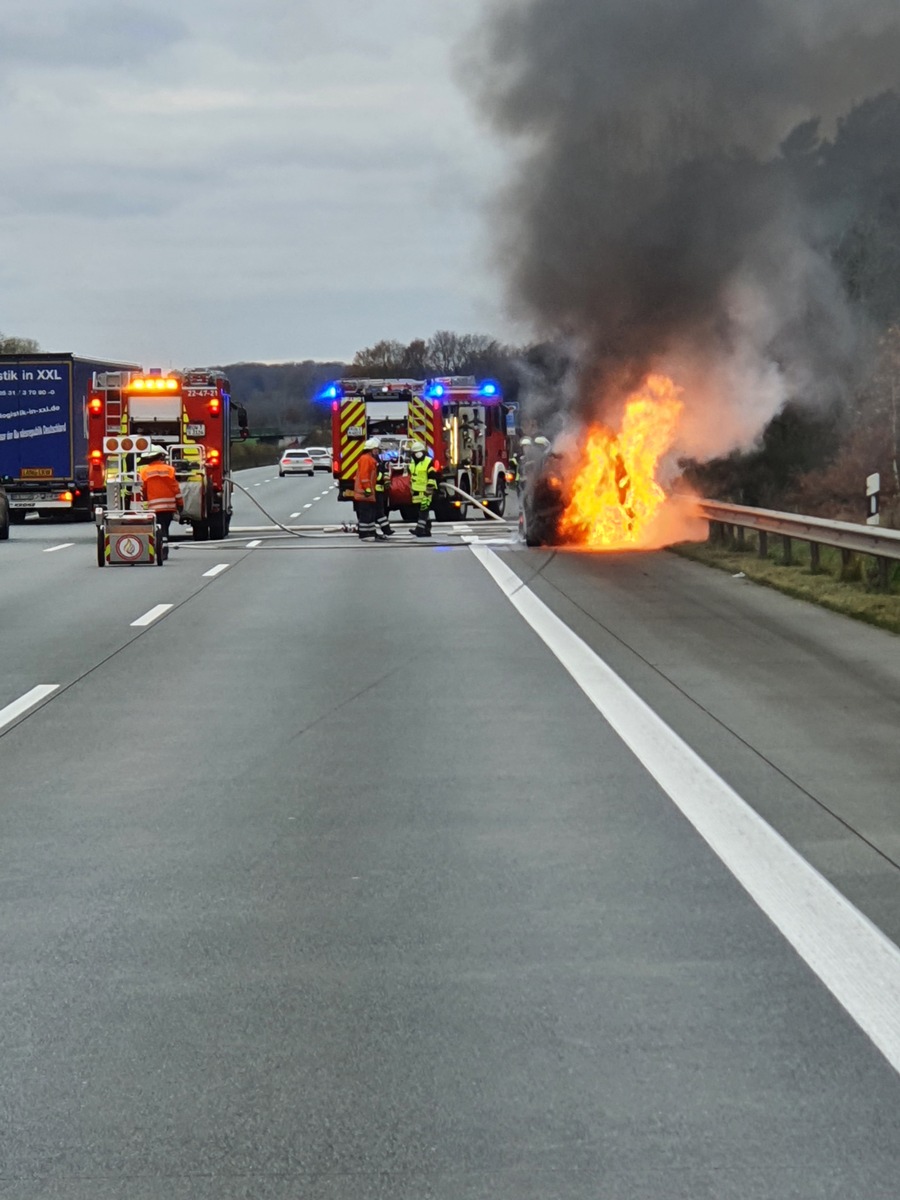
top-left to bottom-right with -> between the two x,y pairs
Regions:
0,685 -> 60,733
43,543 -> 74,553
202,564 -> 230,578
130,604 -> 173,628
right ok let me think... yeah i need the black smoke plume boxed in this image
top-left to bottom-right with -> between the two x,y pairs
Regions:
466,0 -> 900,458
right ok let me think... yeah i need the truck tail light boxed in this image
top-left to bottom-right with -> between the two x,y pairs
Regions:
207,448 -> 220,464
88,396 -> 103,416
90,450 -> 102,460
209,397 -> 221,417
58,491 -> 74,503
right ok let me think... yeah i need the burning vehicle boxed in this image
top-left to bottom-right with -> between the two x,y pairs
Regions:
520,374 -> 690,549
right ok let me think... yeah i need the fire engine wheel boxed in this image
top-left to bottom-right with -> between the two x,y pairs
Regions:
486,478 -> 507,518
192,520 -> 210,541
207,510 -> 226,540
96,527 -> 106,567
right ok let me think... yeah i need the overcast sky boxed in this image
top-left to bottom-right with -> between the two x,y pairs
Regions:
0,0 -> 518,367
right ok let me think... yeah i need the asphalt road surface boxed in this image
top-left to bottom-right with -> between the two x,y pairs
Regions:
1,468 -> 899,1198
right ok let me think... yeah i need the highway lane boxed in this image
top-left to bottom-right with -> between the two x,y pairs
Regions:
1,509 -> 900,1194
501,549 -> 900,947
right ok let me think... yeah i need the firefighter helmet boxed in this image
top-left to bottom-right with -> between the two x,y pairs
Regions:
141,445 -> 168,461
363,437 -> 381,450
409,440 -> 426,454
520,437 -> 533,446
534,436 -> 550,447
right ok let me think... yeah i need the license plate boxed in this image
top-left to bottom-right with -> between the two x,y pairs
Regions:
347,425 -> 364,438
10,499 -> 37,509
186,423 -> 206,437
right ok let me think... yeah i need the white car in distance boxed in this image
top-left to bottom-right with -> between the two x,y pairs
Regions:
279,450 -> 315,477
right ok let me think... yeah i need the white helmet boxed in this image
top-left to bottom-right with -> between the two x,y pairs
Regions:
141,444 -> 168,461
408,440 -> 426,454
534,436 -> 550,447
363,437 -> 381,450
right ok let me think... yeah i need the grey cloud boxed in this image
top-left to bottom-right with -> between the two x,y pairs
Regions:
0,4 -> 187,67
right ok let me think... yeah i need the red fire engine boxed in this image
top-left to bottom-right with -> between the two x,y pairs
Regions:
327,376 -> 511,521
87,368 -> 237,539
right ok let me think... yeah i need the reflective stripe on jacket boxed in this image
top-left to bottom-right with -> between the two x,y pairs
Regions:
409,455 -> 437,502
353,451 -> 378,502
139,462 -> 183,513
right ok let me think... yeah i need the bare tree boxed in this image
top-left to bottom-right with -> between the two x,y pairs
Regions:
0,333 -> 40,353
349,340 -> 407,377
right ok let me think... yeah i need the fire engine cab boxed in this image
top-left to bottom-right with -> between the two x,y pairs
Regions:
87,368 -> 235,539
327,376 -> 511,521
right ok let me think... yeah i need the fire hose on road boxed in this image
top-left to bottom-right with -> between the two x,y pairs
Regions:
439,481 -> 508,523
188,476 -> 513,547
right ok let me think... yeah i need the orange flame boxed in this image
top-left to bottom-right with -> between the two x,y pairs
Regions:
560,374 -> 685,549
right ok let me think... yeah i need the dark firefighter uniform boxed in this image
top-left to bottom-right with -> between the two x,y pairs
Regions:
374,453 -> 394,537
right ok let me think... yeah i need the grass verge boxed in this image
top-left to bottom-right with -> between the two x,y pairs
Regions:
670,536 -> 900,636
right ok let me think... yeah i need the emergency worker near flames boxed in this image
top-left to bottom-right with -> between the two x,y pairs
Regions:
138,445 -> 183,541
374,442 -> 394,537
408,440 -> 438,537
353,438 -> 382,541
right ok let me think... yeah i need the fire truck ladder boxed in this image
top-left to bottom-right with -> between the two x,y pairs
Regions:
104,390 -> 124,436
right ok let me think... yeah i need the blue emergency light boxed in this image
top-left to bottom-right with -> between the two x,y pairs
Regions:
479,380 -> 500,397
318,383 -> 339,401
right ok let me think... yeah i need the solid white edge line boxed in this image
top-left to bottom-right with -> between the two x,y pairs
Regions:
43,543 -> 75,553
0,685 -> 59,732
471,544 -> 900,1076
130,604 -> 173,627
202,563 -> 230,578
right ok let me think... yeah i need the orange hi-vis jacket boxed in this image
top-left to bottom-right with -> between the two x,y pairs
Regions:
353,451 -> 378,502
139,461 -> 184,514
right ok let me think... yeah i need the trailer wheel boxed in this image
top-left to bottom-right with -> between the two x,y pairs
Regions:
96,527 -> 106,566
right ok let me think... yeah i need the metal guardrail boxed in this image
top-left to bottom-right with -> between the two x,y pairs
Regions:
698,499 -> 900,587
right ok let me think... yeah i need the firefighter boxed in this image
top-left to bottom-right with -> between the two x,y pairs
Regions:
408,440 -> 438,537
373,440 -> 394,537
353,437 -> 381,541
510,439 -> 528,497
138,445 -> 183,542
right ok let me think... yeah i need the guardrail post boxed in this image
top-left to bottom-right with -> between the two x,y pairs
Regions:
877,557 -> 890,592
809,542 -> 820,573
708,520 -> 721,546
840,549 -> 854,581
757,530 -> 768,559
736,526 -> 746,551
781,535 -> 793,566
